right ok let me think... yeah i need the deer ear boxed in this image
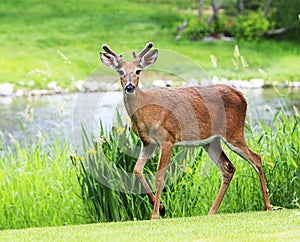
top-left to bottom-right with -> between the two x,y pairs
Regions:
100,52 -> 119,70
139,49 -> 158,69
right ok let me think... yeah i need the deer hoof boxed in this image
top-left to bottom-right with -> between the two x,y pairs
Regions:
159,204 -> 165,217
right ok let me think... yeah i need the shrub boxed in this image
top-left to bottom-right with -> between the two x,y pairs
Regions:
231,11 -> 270,40
184,18 -> 208,40
207,14 -> 227,36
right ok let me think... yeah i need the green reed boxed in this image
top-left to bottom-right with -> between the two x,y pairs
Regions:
1,103 -> 297,229
0,134 -> 87,230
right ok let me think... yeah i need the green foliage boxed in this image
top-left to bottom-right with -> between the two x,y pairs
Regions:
255,110 -> 300,209
231,11 -> 270,40
71,120 -> 154,222
268,0 -> 300,40
207,14 -> 227,35
244,0 -> 264,11
73,108 -> 300,222
184,18 -> 208,40
0,134 -> 87,230
183,15 -> 227,40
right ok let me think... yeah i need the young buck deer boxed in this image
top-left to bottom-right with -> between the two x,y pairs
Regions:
100,42 -> 272,219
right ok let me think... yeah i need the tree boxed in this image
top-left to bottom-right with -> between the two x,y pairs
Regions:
207,0 -> 224,24
198,0 -> 204,21
237,0 -> 244,15
263,0 -> 273,17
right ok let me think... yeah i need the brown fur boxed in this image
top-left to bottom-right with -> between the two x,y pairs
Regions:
100,43 -> 272,220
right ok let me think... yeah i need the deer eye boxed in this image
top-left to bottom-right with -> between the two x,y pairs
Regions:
117,70 -> 125,76
135,69 -> 141,75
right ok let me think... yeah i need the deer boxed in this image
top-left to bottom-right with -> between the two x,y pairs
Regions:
100,42 -> 272,220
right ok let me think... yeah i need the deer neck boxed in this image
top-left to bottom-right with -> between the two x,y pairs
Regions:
123,86 -> 145,118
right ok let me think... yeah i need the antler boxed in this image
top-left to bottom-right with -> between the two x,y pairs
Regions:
133,42 -> 153,63
102,44 -> 124,65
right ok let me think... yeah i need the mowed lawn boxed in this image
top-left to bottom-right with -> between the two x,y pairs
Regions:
1,0 -> 300,90
1,210 -> 299,241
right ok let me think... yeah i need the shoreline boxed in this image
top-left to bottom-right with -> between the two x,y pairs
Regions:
0,77 -> 300,98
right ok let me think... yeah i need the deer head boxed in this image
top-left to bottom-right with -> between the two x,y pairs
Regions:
100,42 -> 158,96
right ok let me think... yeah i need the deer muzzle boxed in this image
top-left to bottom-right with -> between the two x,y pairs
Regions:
124,74 -> 136,95
124,83 -> 136,95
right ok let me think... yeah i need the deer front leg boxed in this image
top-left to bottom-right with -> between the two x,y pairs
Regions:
152,142 -> 173,220
134,143 -> 157,206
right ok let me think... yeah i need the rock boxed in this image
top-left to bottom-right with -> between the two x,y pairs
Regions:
15,89 -> 24,97
165,80 -> 173,87
74,80 -> 85,92
219,77 -> 228,84
0,96 -> 13,104
189,78 -> 199,86
47,81 -> 57,90
110,82 -> 121,91
84,81 -> 102,92
29,89 -> 52,96
0,82 -> 14,96
212,76 -> 219,84
250,78 -> 264,89
153,79 -> 166,87
200,78 -> 212,86
221,36 -> 235,41
28,80 -> 35,86
202,36 -> 217,42
291,81 -> 300,88
228,80 -> 251,89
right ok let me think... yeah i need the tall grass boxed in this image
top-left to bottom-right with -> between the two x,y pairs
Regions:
0,104 -> 298,229
0,133 -> 87,230
73,106 -> 299,222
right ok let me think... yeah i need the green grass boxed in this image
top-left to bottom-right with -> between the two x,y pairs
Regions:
0,210 -> 299,241
1,0 -> 299,90
0,134 -> 88,230
0,104 -> 298,230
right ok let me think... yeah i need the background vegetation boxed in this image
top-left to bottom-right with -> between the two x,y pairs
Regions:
0,0 -> 299,91
184,0 -> 300,41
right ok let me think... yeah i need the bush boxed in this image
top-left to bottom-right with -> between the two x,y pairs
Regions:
184,18 -> 208,40
231,11 -> 270,40
207,14 -> 227,36
182,15 -> 228,40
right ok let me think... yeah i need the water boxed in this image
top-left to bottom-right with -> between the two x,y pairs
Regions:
0,87 -> 299,146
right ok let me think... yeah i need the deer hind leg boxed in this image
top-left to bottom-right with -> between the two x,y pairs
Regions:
204,138 -> 236,215
225,138 -> 272,211
133,142 -> 165,217
152,141 -> 173,220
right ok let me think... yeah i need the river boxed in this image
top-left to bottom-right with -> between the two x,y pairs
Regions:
0,87 -> 299,146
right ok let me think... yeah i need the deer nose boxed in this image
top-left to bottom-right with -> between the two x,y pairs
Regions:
125,83 -> 136,95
